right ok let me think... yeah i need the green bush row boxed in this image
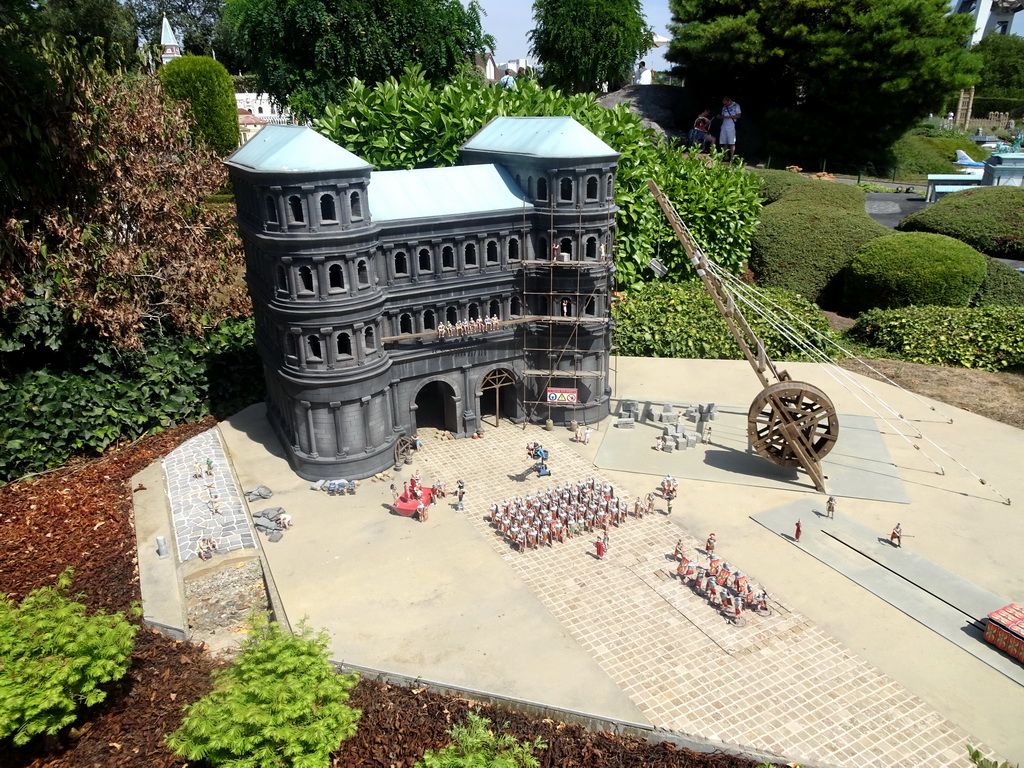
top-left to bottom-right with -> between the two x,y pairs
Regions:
899,186 -> 1024,260
0,317 -> 262,484
612,281 -> 834,360
844,232 -> 987,312
974,257 -> 1024,308
849,305 -> 1024,371
753,170 -> 866,212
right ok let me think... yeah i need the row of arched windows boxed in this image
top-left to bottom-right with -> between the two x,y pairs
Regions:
284,326 -> 377,369
264,188 -> 365,230
537,234 -> 604,261
276,258 -> 371,298
392,237 -> 520,279
513,173 -> 614,205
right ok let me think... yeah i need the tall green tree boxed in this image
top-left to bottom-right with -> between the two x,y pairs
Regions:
666,0 -> 981,164
223,0 -> 495,120
40,0 -> 138,71
529,0 -> 652,93
160,55 -> 241,154
972,33 -> 1024,96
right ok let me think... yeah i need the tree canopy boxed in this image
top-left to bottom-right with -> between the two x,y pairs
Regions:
223,0 -> 495,120
40,0 -> 138,71
666,0 -> 981,164
529,0 -> 652,93
972,33 -> 1024,96
126,0 -> 243,70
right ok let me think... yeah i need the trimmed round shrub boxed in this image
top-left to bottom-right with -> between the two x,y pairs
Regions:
749,202 -> 890,304
850,304 -> 1024,371
159,56 -> 240,155
612,281 -> 833,361
844,232 -> 987,313
753,169 -> 819,204
776,181 -> 867,212
973,256 -> 1024,307
898,185 -> 1024,259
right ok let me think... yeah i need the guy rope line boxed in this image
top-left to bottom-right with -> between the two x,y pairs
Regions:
702,259 -> 1011,505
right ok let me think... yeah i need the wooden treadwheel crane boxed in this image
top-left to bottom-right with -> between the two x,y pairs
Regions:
647,180 -> 838,492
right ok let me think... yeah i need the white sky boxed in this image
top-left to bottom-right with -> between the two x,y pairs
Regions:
474,0 -> 676,71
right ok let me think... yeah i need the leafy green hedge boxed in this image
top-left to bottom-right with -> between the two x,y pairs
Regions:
752,169 -> 820,204
844,232 -> 987,312
849,305 -> 1024,371
753,170 -> 866,212
0,317 -> 262,484
898,186 -> 1024,260
749,202 -> 890,304
612,281 -> 833,360
313,66 -> 763,286
973,257 -> 1024,307
890,135 -> 987,176
160,56 -> 240,155
0,571 -> 137,746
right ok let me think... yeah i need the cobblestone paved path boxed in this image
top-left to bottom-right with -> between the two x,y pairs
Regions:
412,424 -> 987,768
163,429 -> 255,562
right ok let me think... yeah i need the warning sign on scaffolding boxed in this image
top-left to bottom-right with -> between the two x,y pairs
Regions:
546,387 -> 578,403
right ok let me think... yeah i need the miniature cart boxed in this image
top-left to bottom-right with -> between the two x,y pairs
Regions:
984,603 -> 1024,663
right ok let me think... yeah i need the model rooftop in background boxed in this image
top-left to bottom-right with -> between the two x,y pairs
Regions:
225,117 -> 620,481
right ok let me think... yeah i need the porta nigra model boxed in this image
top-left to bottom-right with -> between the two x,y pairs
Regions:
225,117 -> 619,481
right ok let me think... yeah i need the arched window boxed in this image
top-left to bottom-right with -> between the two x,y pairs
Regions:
394,251 -> 408,275
288,195 -> 304,223
442,246 -> 454,269
418,248 -> 431,272
276,265 -> 288,292
537,177 -> 548,201
257,106 -> 264,115
285,332 -> 297,356
266,196 -> 278,223
329,263 -> 345,290
586,176 -> 599,200
423,309 -> 436,330
363,326 -> 376,351
508,238 -> 520,261
350,190 -> 363,220
538,237 -> 548,259
536,296 -> 549,315
336,333 -> 352,357
357,260 -> 369,286
320,194 -> 336,221
468,303 -> 480,320
560,177 -> 573,201
585,236 -> 597,260
298,265 -> 314,294
528,176 -> 534,198
559,238 -> 573,258
486,240 -> 498,263
488,299 -> 500,317
446,306 -> 459,324
464,243 -> 477,266
585,297 -> 596,315
510,296 -> 522,316
607,176 -> 614,199
307,335 -> 322,361
400,313 -> 413,334
516,173 -> 522,188
559,297 -> 573,317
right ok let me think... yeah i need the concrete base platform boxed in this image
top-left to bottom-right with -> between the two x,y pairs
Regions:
751,500 -> 1024,687
596,403 -> 908,503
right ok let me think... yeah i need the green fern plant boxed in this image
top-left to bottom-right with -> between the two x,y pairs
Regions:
165,616 -> 360,768
416,711 -> 545,768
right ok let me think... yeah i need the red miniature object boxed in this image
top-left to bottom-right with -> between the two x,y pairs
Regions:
795,519 -> 802,542
595,539 -> 605,559
392,487 -> 435,517
985,604 -> 1024,664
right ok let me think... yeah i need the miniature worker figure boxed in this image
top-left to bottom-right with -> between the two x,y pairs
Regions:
206,458 -> 214,476
702,424 -> 712,444
390,482 -> 399,501
655,435 -> 665,451
584,427 -> 592,444
795,519 -> 802,543
673,538 -> 685,560
594,538 -> 605,559
826,496 -> 836,519
705,532 -> 716,554
193,462 -> 204,479
456,479 -> 465,502
416,500 -> 427,522
603,530 -> 610,553
561,298 -> 571,316
890,523 -> 902,548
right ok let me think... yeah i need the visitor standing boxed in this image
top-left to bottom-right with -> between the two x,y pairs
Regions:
635,61 -> 653,86
719,96 -> 741,161
499,69 -> 517,91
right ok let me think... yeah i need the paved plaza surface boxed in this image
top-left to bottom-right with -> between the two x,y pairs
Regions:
210,358 -> 1024,767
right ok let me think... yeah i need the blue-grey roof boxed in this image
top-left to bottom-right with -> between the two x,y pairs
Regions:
161,16 -> 180,47
225,125 -> 373,175
369,164 -> 532,222
461,116 -> 619,160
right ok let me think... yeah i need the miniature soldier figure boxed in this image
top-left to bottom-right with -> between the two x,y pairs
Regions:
795,519 -> 802,543
417,500 -> 427,522
826,496 -> 836,519
890,523 -> 902,548
206,458 -> 214,476
594,538 -> 605,559
705,532 -> 716,555
456,479 -> 465,501
603,530 -> 609,553
673,538 -> 685,560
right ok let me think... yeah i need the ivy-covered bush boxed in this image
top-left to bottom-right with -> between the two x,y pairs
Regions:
844,232 -> 987,313
749,202 -> 890,304
159,55 -> 241,155
166,618 -> 360,768
973,257 -> 1024,307
849,305 -> 1024,371
753,170 -> 866,211
313,66 -> 763,286
0,317 -> 261,484
898,186 -> 1024,260
612,281 -> 834,360
0,570 -> 137,746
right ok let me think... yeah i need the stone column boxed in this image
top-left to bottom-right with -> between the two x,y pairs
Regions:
301,400 -> 318,458
360,395 -> 372,453
329,401 -> 345,458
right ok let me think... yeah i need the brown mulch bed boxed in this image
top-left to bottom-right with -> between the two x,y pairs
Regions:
0,418 -> 772,768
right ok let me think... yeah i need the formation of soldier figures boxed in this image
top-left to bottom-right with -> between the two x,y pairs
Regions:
488,477 -> 655,552
674,533 -> 770,623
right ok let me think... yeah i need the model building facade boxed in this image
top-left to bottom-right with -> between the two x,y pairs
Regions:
225,117 -> 619,480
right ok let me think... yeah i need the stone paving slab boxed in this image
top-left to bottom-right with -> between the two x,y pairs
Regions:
417,426 -> 988,767
163,429 -> 256,562
751,500 -> 1024,688
594,405 -> 908,504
